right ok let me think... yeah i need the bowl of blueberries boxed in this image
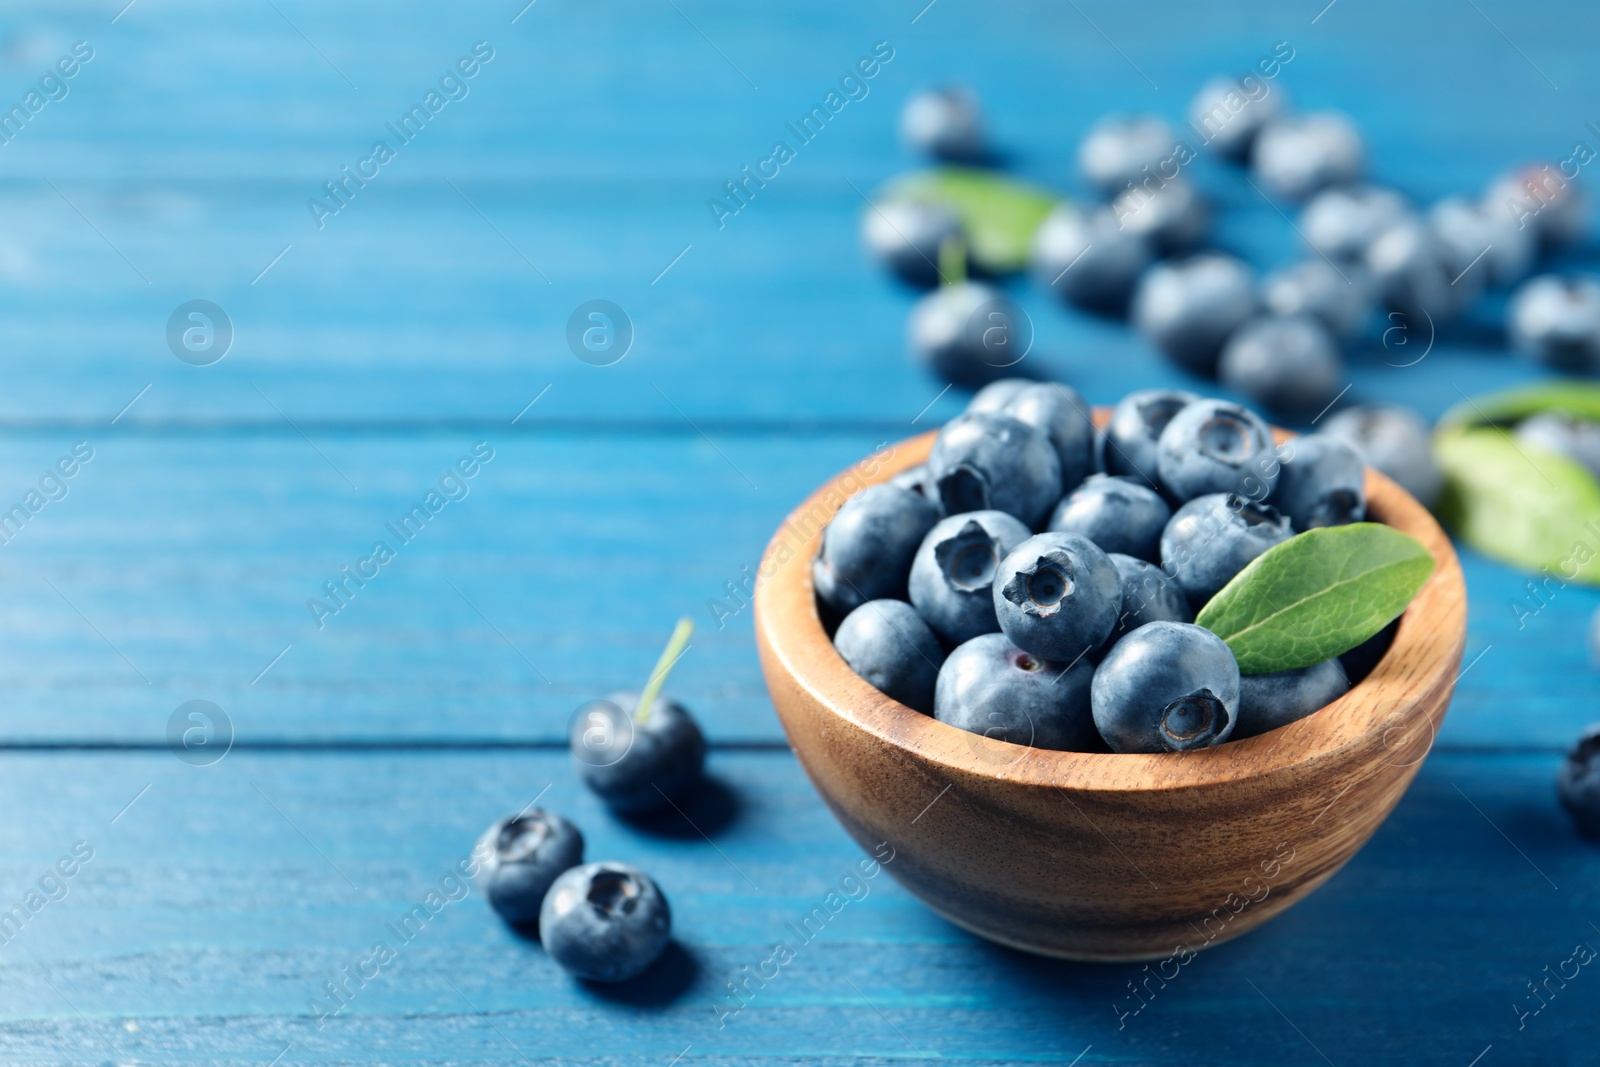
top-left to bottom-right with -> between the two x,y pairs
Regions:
754,384 -> 1466,960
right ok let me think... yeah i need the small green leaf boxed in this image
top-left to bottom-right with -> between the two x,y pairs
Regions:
882,167 -> 1059,274
1195,524 -> 1435,675
1439,379 -> 1600,429
1434,424 -> 1600,583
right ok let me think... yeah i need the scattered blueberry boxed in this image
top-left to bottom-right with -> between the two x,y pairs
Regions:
1048,473 -> 1172,563
835,599 -> 946,714
909,510 -> 1033,645
909,281 -> 1031,385
1188,75 -> 1287,159
1218,314 -> 1343,415
1270,434 -> 1367,529
1103,552 -> 1193,648
1101,388 -> 1200,487
1300,185 -> 1411,263
1487,163 -> 1588,250
998,381 -> 1096,493
934,632 -> 1098,752
1261,259 -> 1373,340
1556,725 -> 1600,839
862,200 -> 964,288
1113,176 -> 1210,253
1508,274 -> 1600,373
901,86 -> 987,163
1031,204 -> 1152,311
1091,621 -> 1240,752
1515,411 -> 1600,481
1078,114 -> 1178,194
992,532 -> 1120,662
474,810 -> 585,926
571,691 -> 706,814
925,413 -> 1062,528
1365,219 -> 1471,326
1429,195 -> 1535,291
1160,493 -> 1292,609
1155,398 -> 1280,502
1233,659 -> 1350,739
1252,112 -> 1365,201
1132,253 -> 1258,376
1321,405 -> 1442,508
813,483 -> 942,616
540,862 -> 672,983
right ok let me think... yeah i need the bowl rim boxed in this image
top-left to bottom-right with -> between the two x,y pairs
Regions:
753,414 -> 1468,793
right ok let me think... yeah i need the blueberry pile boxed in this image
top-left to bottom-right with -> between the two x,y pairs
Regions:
816,383 -> 1384,754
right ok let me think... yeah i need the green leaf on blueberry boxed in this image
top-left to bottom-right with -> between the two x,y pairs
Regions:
1195,523 -> 1434,675
882,167 -> 1059,274
1438,379 -> 1600,429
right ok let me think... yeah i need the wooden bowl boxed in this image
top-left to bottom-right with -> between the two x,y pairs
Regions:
754,418 -> 1466,961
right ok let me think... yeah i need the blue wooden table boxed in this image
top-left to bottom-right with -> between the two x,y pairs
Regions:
2,1 -> 1597,1063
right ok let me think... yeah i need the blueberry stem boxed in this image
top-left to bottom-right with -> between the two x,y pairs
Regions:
635,616 -> 694,723
938,234 -> 966,287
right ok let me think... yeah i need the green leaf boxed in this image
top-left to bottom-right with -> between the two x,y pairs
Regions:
1434,424 -> 1600,582
1438,379 -> 1600,429
1195,524 -> 1435,675
881,167 -> 1059,274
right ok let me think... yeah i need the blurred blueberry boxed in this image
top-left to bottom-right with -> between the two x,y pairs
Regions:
1048,473 -> 1172,562
862,200 -> 963,288
1113,177 -> 1210,253
1262,259 -> 1373,340
572,692 -> 706,814
1132,253 -> 1258,375
834,599 -> 945,714
1031,204 -> 1151,311
1091,621 -> 1240,752
475,810 -> 585,926
1161,493 -> 1292,609
1515,411 -> 1600,480
992,532 -> 1120,662
1233,659 -> 1350,739
901,86 -> 987,163
1301,185 -> 1411,262
1155,398 -> 1280,502
1103,552 -> 1193,648
1365,219 -> 1471,326
1487,163 -> 1588,250
888,463 -> 940,509
999,381 -> 1096,494
934,632 -> 1098,751
965,377 -> 1032,415
1079,114 -> 1179,195
813,484 -> 942,616
541,862 -> 672,983
1101,388 -> 1200,487
1321,405 -> 1442,507
1508,274 -> 1600,373
1252,112 -> 1365,200
909,282 -> 1032,386
1556,724 -> 1600,839
1188,74 -> 1287,159
1218,314 -> 1344,416
1270,434 -> 1367,529
926,413 -> 1062,528
909,510 -> 1033,645
1429,196 -> 1535,291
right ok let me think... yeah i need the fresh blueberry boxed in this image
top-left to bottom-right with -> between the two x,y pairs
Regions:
1031,204 -> 1152,311
998,382 -> 1096,493
1262,259 -> 1374,340
571,692 -> 706,814
1429,196 -> 1535,291
1219,314 -> 1344,416
1556,725 -> 1600,839
1487,163 -> 1588,250
901,86 -> 987,163
834,599 -> 946,714
1161,493 -> 1292,609
1132,254 -> 1258,376
909,281 -> 1031,386
1100,389 -> 1201,488
1515,412 -> 1600,481
1048,473 -> 1172,562
1251,112 -> 1365,201
934,632 -> 1098,752
1365,219 -> 1472,326
1091,621 -> 1240,752
992,532 -> 1120,662
1188,74 -> 1287,160
540,862 -> 672,983
813,484 -> 942,616
1112,177 -> 1210,253
1339,618 -> 1397,683
909,510 -> 1033,645
1321,405 -> 1442,508
1103,552 -> 1193,648
1508,275 -> 1600,373
888,463 -> 941,508
925,413 -> 1062,528
1233,659 -> 1349,739
1155,398 -> 1280,503
965,377 -> 1032,416
1300,185 -> 1411,263
1270,434 -> 1367,529
862,200 -> 964,288
1078,114 -> 1178,195
473,810 -> 585,926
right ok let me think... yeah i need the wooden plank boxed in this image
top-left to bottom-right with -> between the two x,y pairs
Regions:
0,749 -> 1590,1064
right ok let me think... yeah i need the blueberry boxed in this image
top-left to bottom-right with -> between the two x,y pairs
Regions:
925,413 -> 1062,528
1091,621 -> 1240,752
1104,552 -> 1192,648
1300,185 -> 1411,262
909,510 -> 1033,644
998,382 -> 1096,493
1365,219 -> 1471,326
1321,405 -> 1442,507
934,632 -> 1098,752
1270,434 -> 1366,529
1515,412 -> 1600,481
1160,493 -> 1292,609
965,377 -> 1032,416
992,532 -> 1120,662
1556,725 -> 1600,839
1100,388 -> 1201,488
909,281 -> 1031,386
1233,659 -> 1349,739
1079,114 -> 1178,195
1048,473 -> 1172,562
1508,275 -> 1600,373
1429,196 -> 1535,291
1251,112 -> 1365,201
1113,177 -> 1210,254
540,862 -> 672,983
813,484 -> 942,616
1155,398 -> 1280,503
1219,315 -> 1343,416
1262,259 -> 1373,340
1031,204 -> 1152,311
834,599 -> 946,714
901,86 -> 987,163
1487,163 -> 1588,250
862,200 -> 963,288
474,810 -> 585,926
571,692 -> 706,814
1339,618 -> 1397,683
1132,254 -> 1258,375
1188,75 -> 1287,160
888,463 -> 940,508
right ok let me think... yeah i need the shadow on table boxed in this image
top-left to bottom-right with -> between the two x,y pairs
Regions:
618,775 -> 741,840
580,941 -> 701,1008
